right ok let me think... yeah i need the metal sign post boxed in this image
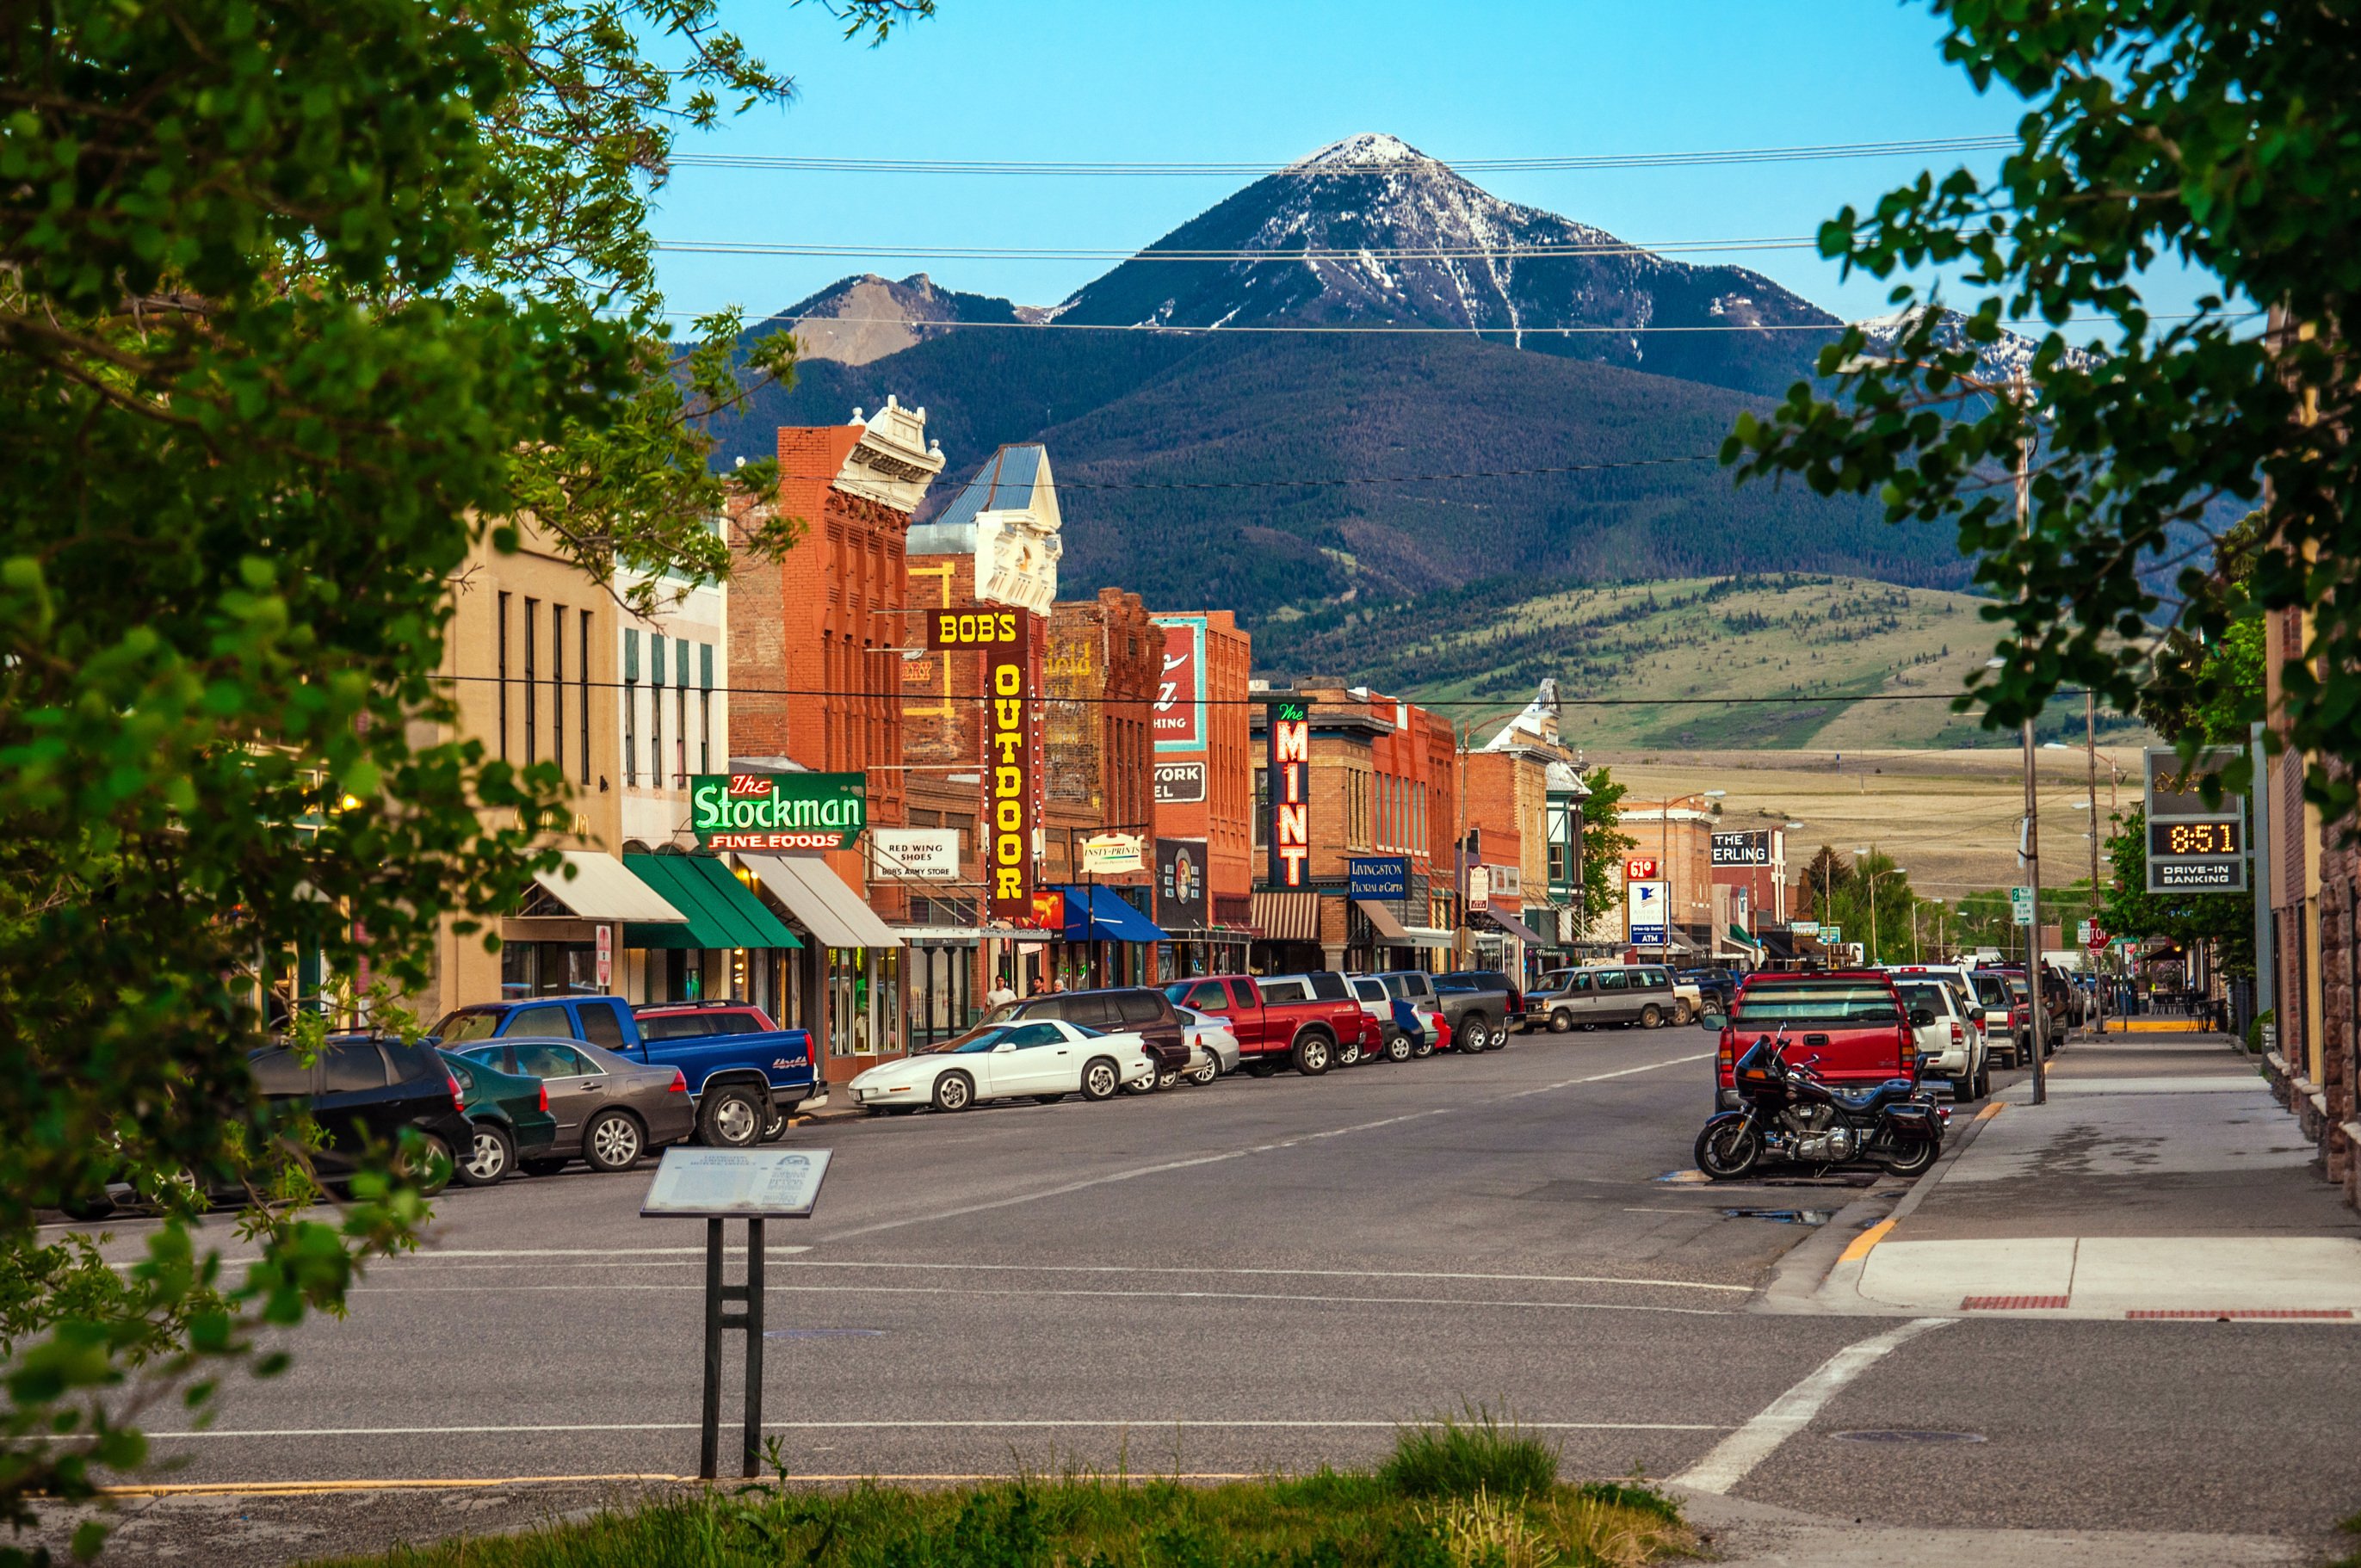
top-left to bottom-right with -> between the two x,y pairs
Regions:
642,1147 -> 833,1478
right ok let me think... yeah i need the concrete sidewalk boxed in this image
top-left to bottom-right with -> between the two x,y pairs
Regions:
1817,1030 -> 2361,1321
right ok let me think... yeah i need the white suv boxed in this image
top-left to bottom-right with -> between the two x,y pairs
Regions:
1889,972 -> 1988,1102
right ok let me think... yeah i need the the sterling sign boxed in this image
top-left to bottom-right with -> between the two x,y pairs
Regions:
692,773 -> 868,851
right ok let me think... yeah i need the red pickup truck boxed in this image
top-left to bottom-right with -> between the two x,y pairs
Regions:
1715,971 -> 1919,1111
1162,972 -> 1369,1076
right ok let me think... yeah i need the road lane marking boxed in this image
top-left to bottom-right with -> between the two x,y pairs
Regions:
144,1417 -> 1729,1441
1838,1219 -> 1897,1264
818,1050 -> 1715,1242
344,1257 -> 1751,1292
1671,1317 -> 1954,1494
348,1281 -> 1735,1315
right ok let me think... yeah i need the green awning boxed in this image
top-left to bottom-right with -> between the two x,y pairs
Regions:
1727,923 -> 1763,948
624,854 -> 802,950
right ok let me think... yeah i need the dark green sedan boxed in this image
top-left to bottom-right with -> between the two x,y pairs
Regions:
440,1048 -> 559,1186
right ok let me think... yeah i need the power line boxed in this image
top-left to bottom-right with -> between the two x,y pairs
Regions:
756,454 -> 1720,490
665,134 -> 2021,178
658,236 -> 1817,262
680,308 -> 2228,336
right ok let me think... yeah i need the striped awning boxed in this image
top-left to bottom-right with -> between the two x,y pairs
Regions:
1250,892 -> 1320,943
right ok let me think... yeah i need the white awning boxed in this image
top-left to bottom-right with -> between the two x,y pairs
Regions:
533,849 -> 685,923
737,854 -> 903,949
1400,925 -> 1457,950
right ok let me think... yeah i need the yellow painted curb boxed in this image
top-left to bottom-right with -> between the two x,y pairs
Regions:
1975,1101 -> 2006,1121
1838,1219 -> 1896,1264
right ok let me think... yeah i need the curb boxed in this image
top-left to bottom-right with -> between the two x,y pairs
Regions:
1757,1096 -> 2009,1315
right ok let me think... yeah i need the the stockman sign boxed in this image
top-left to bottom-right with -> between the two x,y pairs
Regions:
693,773 -> 867,851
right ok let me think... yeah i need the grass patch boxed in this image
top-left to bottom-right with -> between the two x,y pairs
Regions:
306,1423 -> 1690,1568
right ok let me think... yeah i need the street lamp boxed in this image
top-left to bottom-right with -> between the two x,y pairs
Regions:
1851,849 -> 1908,966
1661,791 -> 1726,966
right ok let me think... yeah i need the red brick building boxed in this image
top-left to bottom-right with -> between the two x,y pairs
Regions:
726,397 -> 943,1081
1151,611 -> 1254,973
1042,589 -> 1157,985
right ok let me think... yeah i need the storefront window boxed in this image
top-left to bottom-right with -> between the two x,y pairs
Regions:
827,948 -> 862,1056
501,941 -> 597,998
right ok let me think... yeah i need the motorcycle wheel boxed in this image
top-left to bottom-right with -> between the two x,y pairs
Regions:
1694,1120 -> 1763,1181
1882,1133 -> 1938,1177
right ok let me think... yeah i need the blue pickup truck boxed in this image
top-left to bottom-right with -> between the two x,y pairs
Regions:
429,997 -> 816,1147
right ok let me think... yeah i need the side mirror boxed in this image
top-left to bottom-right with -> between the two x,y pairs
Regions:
992,1041 -> 1017,1054
1909,1006 -> 1936,1028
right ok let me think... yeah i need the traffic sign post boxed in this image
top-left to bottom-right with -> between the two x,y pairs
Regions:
2010,886 -> 2036,926
642,1148 -> 833,1478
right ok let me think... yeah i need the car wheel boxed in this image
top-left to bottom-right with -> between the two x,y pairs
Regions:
1673,1000 -> 1694,1026
1337,1037 -> 1363,1068
1975,1060 -> 1993,1099
1080,1058 -> 1121,1101
1188,1054 -> 1221,1086
60,1191 -> 117,1222
1952,1072 -> 1980,1104
697,1085 -> 763,1148
393,1133 -> 454,1195
1694,1120 -> 1762,1180
1639,1003 -> 1664,1029
1122,1071 -> 1159,1095
1032,1093 -> 1067,1105
1386,1032 -> 1414,1064
455,1121 -> 514,1187
1457,1013 -> 1489,1051
522,1157 -> 569,1177
760,1107 -> 790,1142
1549,1009 -> 1573,1034
1246,1060 -> 1279,1077
932,1071 -> 974,1113
583,1110 -> 646,1172
1292,1033 -> 1332,1076
1411,1036 -> 1434,1059
1158,1066 -> 1183,1090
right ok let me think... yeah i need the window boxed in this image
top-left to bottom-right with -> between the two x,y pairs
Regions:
622,630 -> 640,787
496,591 -> 510,760
639,1013 -> 719,1040
1641,970 -> 1670,990
649,633 -> 664,788
1306,972 -> 1349,1001
321,1043 -> 388,1093
1116,991 -> 1165,1025
1184,981 -> 1230,1011
699,642 -> 714,774
1564,972 -> 1594,993
513,1041 -> 590,1078
1258,978 -> 1309,1003
249,1050 -> 311,1096
522,596 -> 538,764
551,602 -> 566,775
578,610 -> 592,785
1595,971 -> 1629,992
578,1002 -> 627,1050
508,1003 -> 571,1038
1732,982 -> 1903,1026
447,1059 -> 475,1093
675,637 -> 689,787
1004,1022 -> 1063,1050
434,1011 -> 504,1043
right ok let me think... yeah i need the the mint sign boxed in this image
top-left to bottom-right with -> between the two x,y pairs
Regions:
692,773 -> 867,852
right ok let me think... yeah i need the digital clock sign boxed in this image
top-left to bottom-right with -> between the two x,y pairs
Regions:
2148,820 -> 2240,858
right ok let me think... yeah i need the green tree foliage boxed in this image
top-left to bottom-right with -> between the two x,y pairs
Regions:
0,0 -> 927,1546
1719,3 -> 2361,820
1573,768 -> 1637,941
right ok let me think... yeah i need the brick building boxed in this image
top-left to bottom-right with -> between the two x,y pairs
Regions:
1462,748 -> 1552,973
1616,799 -> 1718,963
1151,610 -> 1255,974
726,398 -> 943,1081
1042,588 -> 1158,985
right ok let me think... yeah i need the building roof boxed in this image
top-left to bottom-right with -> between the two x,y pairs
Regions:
908,444 -> 1060,553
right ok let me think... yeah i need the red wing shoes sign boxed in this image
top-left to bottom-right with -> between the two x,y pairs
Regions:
693,773 -> 868,851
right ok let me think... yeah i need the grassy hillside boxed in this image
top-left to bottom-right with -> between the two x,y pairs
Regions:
1259,572 -> 2148,751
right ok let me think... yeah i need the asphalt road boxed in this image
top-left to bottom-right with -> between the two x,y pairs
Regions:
62,1022 -> 2361,1563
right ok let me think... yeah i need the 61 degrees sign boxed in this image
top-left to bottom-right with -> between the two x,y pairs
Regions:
692,773 -> 867,851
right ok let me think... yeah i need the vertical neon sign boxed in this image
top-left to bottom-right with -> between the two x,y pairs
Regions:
1266,701 -> 1311,888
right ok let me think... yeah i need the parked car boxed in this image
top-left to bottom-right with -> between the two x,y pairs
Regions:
1524,963 -> 1684,1032
1373,971 -> 1449,1055
1161,973 -> 1363,1076
250,1035 -> 476,1195
1965,969 -> 2023,1067
1888,974 -> 1988,1102
1345,976 -> 1422,1063
1677,967 -> 1742,1015
439,1048 -> 559,1186
429,996 -> 815,1148
450,1036 -> 696,1173
1434,972 -> 1517,1051
1715,971 -> 1919,1112
1176,1006 -> 1243,1083
985,986 -> 1190,1090
848,1019 -> 1156,1111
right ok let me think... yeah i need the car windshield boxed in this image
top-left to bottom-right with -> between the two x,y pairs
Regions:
1733,981 -> 1902,1025
1536,970 -> 1573,991
929,1026 -> 1019,1054
431,1011 -> 504,1043
1971,975 -> 2009,1005
1433,975 -> 1477,993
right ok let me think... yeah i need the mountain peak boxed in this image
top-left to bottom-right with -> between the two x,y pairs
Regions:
1291,132 -> 1435,170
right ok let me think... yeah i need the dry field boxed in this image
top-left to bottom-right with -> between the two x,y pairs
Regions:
1591,744 -> 2144,900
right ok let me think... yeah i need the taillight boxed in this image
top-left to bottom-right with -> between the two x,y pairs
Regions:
538,1083 -> 550,1113
448,1075 -> 465,1114
1950,1022 -> 1965,1046
668,1069 -> 689,1095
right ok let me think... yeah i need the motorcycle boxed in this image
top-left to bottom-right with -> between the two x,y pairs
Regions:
1694,1029 -> 1948,1181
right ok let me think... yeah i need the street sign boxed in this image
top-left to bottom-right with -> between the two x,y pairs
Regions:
1081,832 -> 1144,874
2010,886 -> 2035,926
2080,919 -> 2108,949
1819,923 -> 1841,946
1627,880 -> 1666,945
1791,921 -> 1821,937
1348,856 -> 1409,898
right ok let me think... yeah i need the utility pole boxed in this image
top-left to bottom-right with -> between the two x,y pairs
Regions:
2018,367 -> 2049,1105
2086,688 -> 2105,1036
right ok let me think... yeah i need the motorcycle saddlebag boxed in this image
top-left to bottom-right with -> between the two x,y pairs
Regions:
1883,1102 -> 1938,1133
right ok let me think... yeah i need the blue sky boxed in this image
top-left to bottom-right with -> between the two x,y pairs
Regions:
650,1 -> 2197,327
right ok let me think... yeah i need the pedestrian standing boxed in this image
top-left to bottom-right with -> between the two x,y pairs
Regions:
985,970 -> 1016,1011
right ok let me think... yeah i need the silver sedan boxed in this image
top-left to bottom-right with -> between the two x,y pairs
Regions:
454,1035 -> 696,1175
1177,1005 -> 1242,1085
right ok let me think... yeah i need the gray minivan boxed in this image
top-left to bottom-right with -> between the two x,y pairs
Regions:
1524,964 -> 1680,1031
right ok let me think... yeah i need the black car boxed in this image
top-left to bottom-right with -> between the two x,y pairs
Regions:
1678,967 -> 1741,1014
986,987 -> 1190,1090
249,1035 -> 475,1194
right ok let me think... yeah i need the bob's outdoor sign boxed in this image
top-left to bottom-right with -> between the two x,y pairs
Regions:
692,773 -> 867,851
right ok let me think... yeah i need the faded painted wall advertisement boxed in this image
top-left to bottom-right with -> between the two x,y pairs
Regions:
1152,616 -> 1205,751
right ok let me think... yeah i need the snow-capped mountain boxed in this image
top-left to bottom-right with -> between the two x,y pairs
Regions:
1850,304 -> 2092,389
1046,133 -> 1844,394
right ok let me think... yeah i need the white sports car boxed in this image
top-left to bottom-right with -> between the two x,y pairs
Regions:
849,1019 -> 1157,1113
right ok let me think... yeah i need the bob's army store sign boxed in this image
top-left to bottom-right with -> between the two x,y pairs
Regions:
1710,830 -> 1772,866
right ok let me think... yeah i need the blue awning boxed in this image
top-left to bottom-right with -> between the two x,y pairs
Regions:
1049,884 -> 1167,944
